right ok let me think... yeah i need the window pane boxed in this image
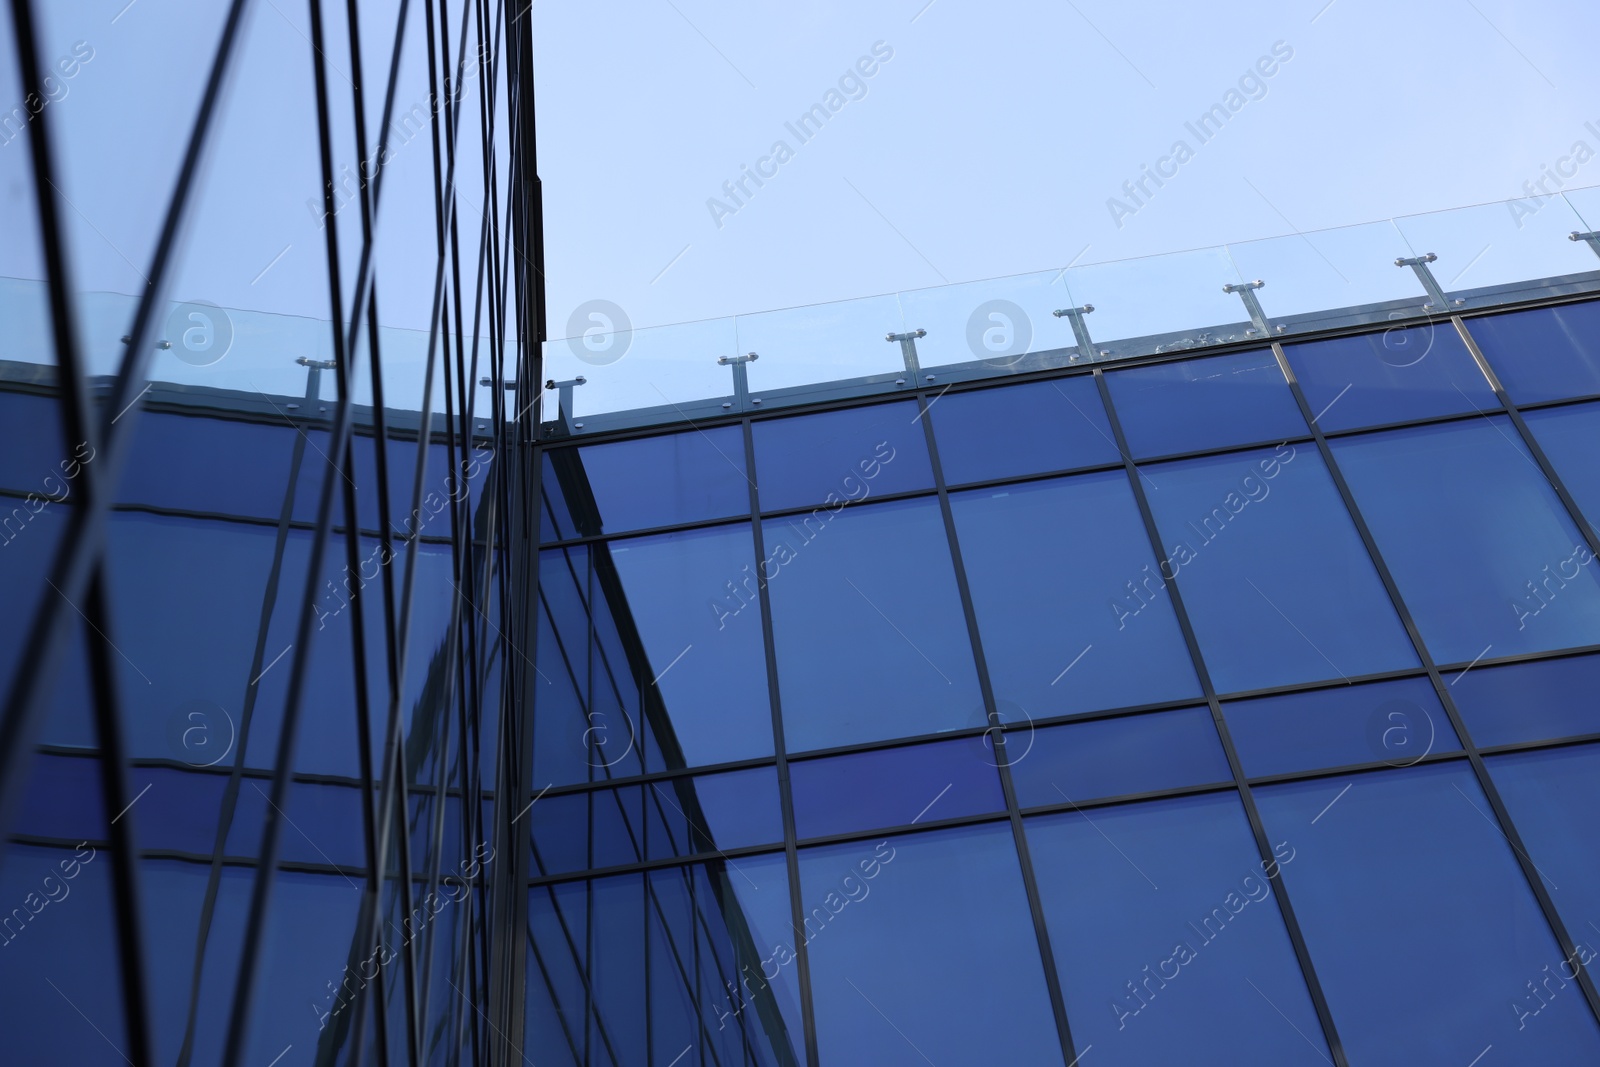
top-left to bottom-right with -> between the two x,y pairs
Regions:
540,425 -> 751,539
1524,401 -> 1600,533
932,377 -> 1119,484
1143,444 -> 1418,693
533,527 -> 775,787
764,497 -> 984,753
790,737 -> 1003,839
1255,764 -> 1600,1065
1284,324 -> 1493,432
526,855 -> 804,1067
799,825 -> 1062,1064
752,401 -> 932,511
952,473 -> 1202,718
607,525 -> 774,767
1451,654 -> 1600,746
1332,418 -> 1600,665
1027,793 -> 1329,1064
1223,677 -> 1460,777
1468,300 -> 1600,403
1105,350 -> 1305,458
1488,744 -> 1600,962
1009,707 -> 1231,808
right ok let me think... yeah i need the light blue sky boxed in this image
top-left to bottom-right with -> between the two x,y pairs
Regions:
531,0 -> 1600,333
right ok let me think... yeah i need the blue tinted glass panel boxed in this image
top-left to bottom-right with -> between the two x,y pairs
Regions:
764,497 -> 984,752
1028,793 -> 1328,1064
1143,444 -> 1417,692
606,524 -> 774,767
932,376 -> 1119,484
1255,764 -> 1600,1064
540,425 -> 750,539
1332,418 -> 1600,665
120,412 -> 298,519
1224,677 -> 1460,777
1451,654 -> 1600,746
1284,324 -> 1493,431
1525,401 -> 1600,533
952,473 -> 1202,719
526,855 -> 804,1066
751,401 -> 931,511
1105,349 -> 1305,458
1469,300 -> 1600,403
1488,744 -> 1600,959
1009,707 -> 1231,808
790,736 -> 1003,839
800,825 -> 1061,1064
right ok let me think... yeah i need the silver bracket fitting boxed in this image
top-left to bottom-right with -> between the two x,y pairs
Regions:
1222,281 -> 1273,337
717,351 -> 759,410
1570,230 -> 1600,261
295,356 -> 337,403
1051,304 -> 1099,363
544,375 -> 586,435
886,329 -> 927,384
1395,253 -> 1462,312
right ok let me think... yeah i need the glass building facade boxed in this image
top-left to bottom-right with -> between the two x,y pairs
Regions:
8,3 -> 1600,1065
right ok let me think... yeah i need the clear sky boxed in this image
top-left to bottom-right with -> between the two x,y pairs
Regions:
530,0 -> 1600,334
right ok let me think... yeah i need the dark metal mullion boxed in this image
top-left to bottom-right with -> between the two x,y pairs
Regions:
218,0 -> 371,1055
1276,336 -> 1600,1026
0,0 -> 256,882
1090,367 -> 1351,1066
6,5 -> 157,1064
912,390 -> 1080,1064
740,419 -> 818,1067
1449,316 -> 1600,559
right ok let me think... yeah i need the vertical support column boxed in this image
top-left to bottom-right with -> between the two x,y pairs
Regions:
718,351 -> 760,412
1395,253 -> 1462,312
543,375 -> 585,436
1570,230 -> 1600,261
1222,280 -> 1274,338
1050,304 -> 1100,363
886,329 -> 927,385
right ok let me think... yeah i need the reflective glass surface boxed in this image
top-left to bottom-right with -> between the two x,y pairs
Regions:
541,425 -> 751,540
1028,793 -> 1328,1064
931,376 -> 1120,484
1450,653 -> 1600,747
1008,707 -> 1231,808
1223,677 -> 1460,777
1524,400 -> 1600,532
952,473 -> 1202,719
1105,350 -> 1306,458
1142,444 -> 1418,692
1332,418 -> 1600,664
799,825 -> 1062,1064
1284,323 -> 1494,431
1256,765 -> 1600,1064
789,736 -> 1003,839
1469,300 -> 1600,403
763,497 -> 984,753
751,401 -> 932,511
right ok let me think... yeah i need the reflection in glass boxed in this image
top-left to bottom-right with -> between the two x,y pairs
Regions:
1450,654 -> 1600,747
1008,707 -> 1230,808
932,376 -> 1120,485
789,736 -> 1002,839
751,401 -> 931,511
1332,418 -> 1600,664
1105,349 -> 1305,457
1256,764 -> 1600,1064
1468,300 -> 1600,404
1284,324 -> 1493,431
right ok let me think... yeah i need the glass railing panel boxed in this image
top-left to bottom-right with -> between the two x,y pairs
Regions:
897,269 -> 1068,371
1060,244 -> 1243,356
1222,221 -> 1415,323
541,315 -> 736,418
1391,198 -> 1597,302
736,293 -> 904,394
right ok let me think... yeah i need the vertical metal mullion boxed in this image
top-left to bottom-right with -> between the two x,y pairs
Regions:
912,390 -> 1079,1066
740,418 -> 818,1067
1090,367 -> 1351,1066
1449,316 -> 1600,558
1271,338 -> 1600,1027
6,5 -> 156,1063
